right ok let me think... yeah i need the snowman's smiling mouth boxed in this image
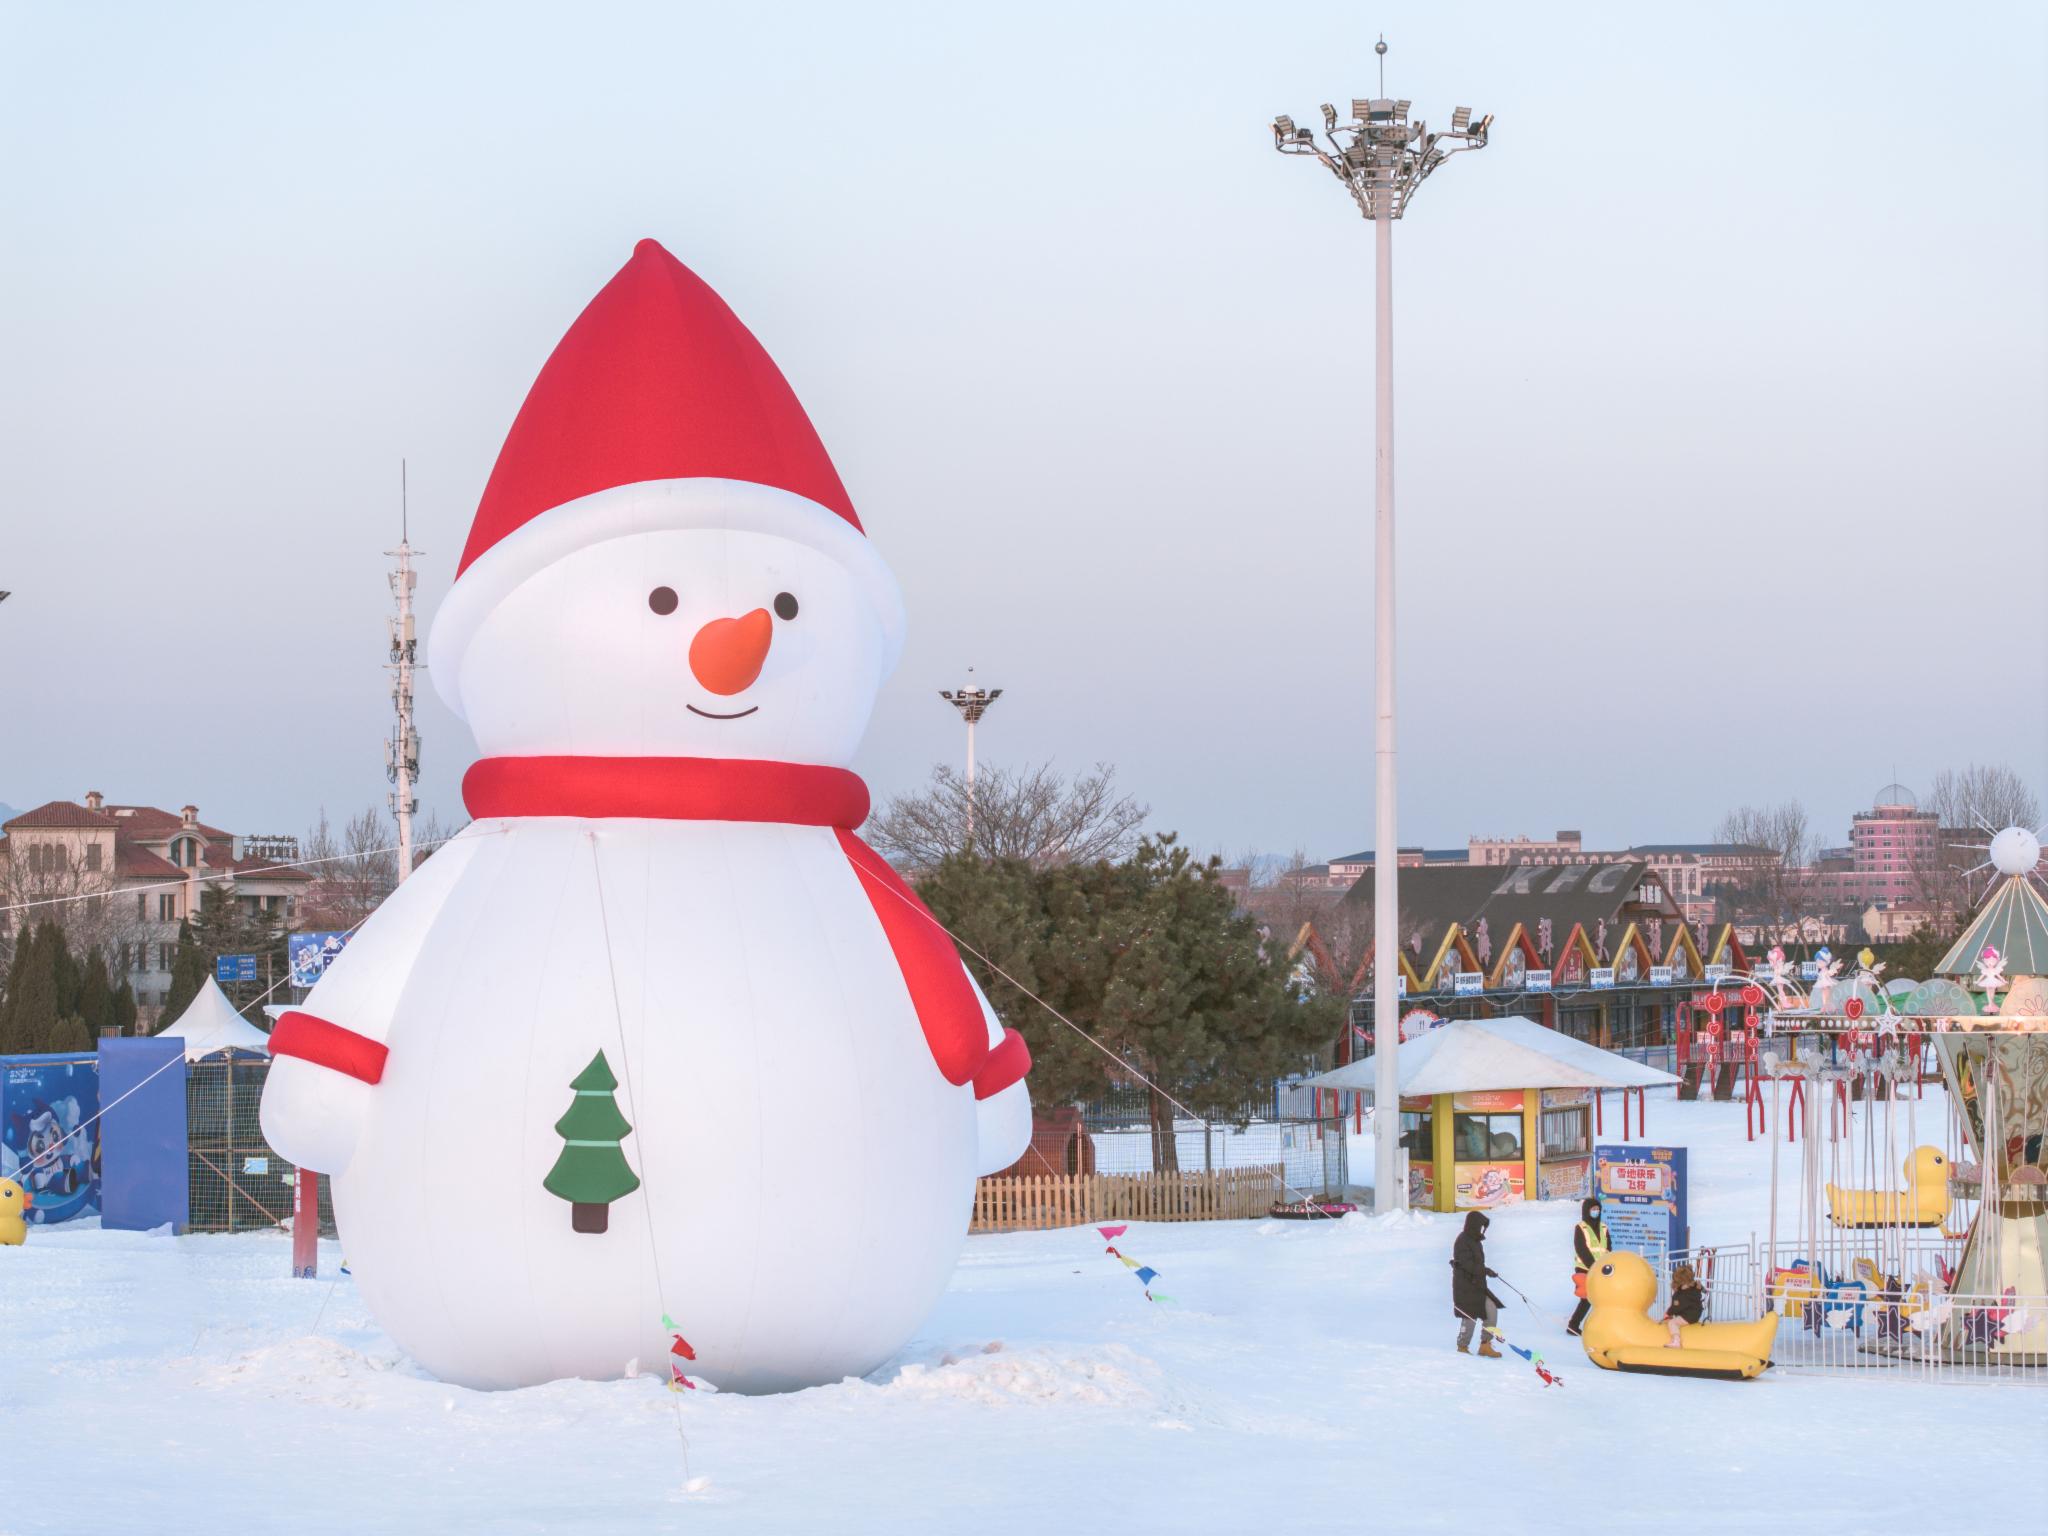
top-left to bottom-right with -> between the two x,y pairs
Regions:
687,704 -> 759,720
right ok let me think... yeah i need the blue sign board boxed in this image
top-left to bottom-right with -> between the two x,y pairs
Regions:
216,954 -> 259,983
288,930 -> 352,989
2,1053 -> 101,1225
1594,1144 -> 1688,1260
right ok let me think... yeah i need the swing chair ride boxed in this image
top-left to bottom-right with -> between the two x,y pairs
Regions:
1686,826 -> 2048,1371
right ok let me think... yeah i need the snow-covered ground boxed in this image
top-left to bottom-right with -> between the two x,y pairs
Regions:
5,1090 -> 2042,1535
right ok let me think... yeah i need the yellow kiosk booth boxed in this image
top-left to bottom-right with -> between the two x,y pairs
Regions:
1305,1015 -> 1679,1213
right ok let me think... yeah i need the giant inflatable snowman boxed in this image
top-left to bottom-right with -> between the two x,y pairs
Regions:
261,239 -> 1033,1393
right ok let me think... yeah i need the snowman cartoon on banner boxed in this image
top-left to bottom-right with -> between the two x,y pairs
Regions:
261,240 -> 1034,1393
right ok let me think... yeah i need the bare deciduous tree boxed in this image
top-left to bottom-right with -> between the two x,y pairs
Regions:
0,838 -> 148,981
1912,763 -> 2044,926
301,807 -> 400,929
1925,764 -> 2042,838
1713,800 -> 1816,941
1715,801 -> 1815,868
867,762 -> 1147,874
412,808 -> 463,866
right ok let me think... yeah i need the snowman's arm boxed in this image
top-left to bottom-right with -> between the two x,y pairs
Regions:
966,971 -> 1033,1175
259,830 -> 487,1176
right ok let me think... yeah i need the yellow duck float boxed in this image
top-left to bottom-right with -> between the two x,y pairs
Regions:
1826,1145 -> 1949,1229
1581,1251 -> 1778,1380
0,1179 -> 32,1246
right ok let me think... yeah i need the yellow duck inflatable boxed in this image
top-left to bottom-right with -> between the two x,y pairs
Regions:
1826,1145 -> 1949,1229
0,1179 -> 32,1246
1581,1251 -> 1778,1380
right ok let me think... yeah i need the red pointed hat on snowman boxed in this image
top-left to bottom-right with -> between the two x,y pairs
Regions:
429,237 -> 903,720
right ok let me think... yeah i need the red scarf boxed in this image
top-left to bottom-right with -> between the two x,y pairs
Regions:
274,756 -> 1029,1101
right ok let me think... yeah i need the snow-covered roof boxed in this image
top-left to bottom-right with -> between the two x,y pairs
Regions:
1304,1014 -> 1678,1098
154,977 -> 272,1060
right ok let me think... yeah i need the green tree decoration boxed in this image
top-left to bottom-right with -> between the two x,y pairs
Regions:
544,1050 -> 641,1234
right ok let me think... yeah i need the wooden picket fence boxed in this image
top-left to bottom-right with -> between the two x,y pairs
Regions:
970,1165 -> 1285,1233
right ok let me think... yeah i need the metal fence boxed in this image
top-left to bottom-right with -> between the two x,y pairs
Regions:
185,1056 -> 334,1235
1655,1236 -> 2048,1382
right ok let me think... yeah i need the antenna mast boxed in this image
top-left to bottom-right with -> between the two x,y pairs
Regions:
386,461 -> 422,885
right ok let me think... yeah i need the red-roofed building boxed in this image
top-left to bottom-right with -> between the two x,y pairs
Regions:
1,791 -> 309,1025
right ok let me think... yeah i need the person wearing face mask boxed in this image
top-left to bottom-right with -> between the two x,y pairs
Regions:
1451,1210 -> 1503,1357
1567,1195 -> 1611,1336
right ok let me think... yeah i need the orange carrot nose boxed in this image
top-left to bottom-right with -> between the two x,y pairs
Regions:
688,608 -> 773,695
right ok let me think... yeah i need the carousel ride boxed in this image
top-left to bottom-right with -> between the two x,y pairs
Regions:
1686,826 -> 2048,1370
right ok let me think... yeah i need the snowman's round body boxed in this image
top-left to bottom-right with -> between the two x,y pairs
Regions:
328,815 -> 976,1393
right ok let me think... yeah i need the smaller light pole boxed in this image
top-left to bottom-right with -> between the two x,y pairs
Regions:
940,670 -> 1002,846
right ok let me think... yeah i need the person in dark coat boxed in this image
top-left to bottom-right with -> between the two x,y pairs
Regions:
1567,1195 -> 1610,1336
1451,1210 -> 1503,1356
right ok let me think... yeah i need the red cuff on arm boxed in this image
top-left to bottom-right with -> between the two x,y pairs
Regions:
270,1011 -> 389,1086
973,1027 -> 1031,1101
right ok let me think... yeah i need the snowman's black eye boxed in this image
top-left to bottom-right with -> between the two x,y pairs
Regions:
648,586 -> 678,616
773,591 -> 799,621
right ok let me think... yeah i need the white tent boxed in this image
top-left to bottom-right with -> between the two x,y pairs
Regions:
154,977 -> 273,1061
1305,1014 -> 1677,1098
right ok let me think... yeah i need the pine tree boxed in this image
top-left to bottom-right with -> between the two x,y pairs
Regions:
43,1013 -> 90,1054
78,948 -> 115,1038
50,926 -> 81,1021
2,926 -> 62,1054
0,933 -> 30,1051
543,1050 -> 641,1234
185,890 -> 287,1019
161,918 -> 208,1023
112,979 -> 138,1038
918,834 -> 1343,1173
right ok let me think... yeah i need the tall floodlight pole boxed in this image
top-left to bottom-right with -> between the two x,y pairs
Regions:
385,463 -> 422,886
939,670 -> 1002,847
1273,40 -> 1491,1214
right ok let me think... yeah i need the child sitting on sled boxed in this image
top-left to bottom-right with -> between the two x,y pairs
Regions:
1663,1262 -> 1704,1346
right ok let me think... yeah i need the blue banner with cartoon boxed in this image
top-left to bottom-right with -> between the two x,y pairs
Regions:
3,1053 -> 101,1224
288,930 -> 352,989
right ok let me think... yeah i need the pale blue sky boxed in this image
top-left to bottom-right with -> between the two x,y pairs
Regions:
2,1 -> 2043,858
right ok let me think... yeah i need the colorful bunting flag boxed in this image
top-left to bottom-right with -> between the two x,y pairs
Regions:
661,1312 -> 698,1390
1483,1325 -> 1562,1388
1096,1231 -> 1170,1304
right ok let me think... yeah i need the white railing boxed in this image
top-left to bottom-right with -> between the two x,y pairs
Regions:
1663,1238 -> 2048,1382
